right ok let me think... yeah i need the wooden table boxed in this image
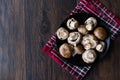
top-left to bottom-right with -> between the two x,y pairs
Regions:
0,0 -> 120,80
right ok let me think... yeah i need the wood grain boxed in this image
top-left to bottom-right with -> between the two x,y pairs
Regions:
0,0 -> 120,80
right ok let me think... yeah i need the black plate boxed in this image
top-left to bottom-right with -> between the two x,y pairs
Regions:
56,13 -> 110,66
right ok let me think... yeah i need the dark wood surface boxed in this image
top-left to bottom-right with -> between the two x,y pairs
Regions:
0,0 -> 120,80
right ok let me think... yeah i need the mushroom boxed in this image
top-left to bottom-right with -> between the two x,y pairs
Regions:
59,43 -> 73,58
96,41 -> 106,52
82,49 -> 97,64
56,27 -> 69,40
82,34 -> 98,50
94,27 -> 107,40
78,25 -> 88,35
85,17 -> 97,31
73,44 -> 85,56
67,18 -> 79,30
67,32 -> 82,46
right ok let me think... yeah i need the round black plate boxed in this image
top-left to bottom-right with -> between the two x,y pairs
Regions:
56,13 -> 110,66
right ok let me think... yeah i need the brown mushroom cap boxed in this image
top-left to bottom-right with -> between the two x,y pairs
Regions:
94,27 -> 107,40
78,25 -> 88,35
59,43 -> 72,58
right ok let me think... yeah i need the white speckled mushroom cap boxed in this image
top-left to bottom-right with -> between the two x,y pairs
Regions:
85,17 -> 97,31
82,50 -> 97,64
56,27 -> 69,40
82,34 -> 98,50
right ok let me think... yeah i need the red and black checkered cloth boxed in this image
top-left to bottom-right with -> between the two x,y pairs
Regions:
42,0 -> 120,80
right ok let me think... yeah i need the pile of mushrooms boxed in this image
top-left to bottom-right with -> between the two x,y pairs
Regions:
56,17 -> 107,64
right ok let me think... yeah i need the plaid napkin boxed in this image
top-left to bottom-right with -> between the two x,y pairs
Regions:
42,0 -> 120,80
